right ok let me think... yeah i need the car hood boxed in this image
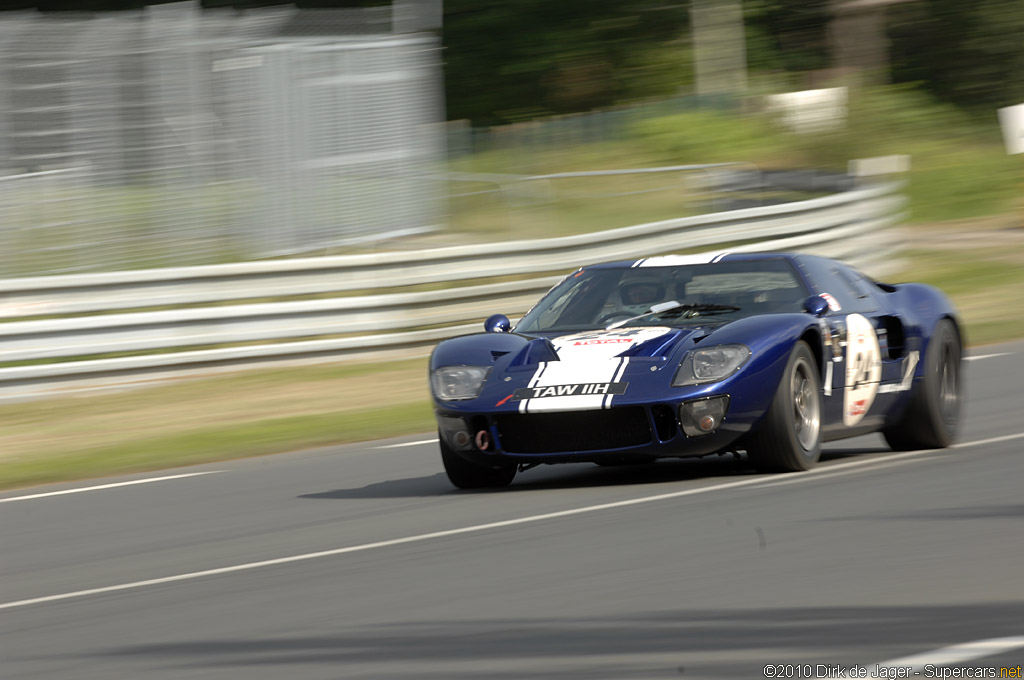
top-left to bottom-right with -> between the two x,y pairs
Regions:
496,325 -> 708,413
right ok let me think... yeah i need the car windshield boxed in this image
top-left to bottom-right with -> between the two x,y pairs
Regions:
515,258 -> 809,334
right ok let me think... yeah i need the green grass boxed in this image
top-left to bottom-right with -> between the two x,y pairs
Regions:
901,252 -> 1023,298
894,237 -> 1024,346
621,84 -> 1024,224
0,356 -> 434,491
1,400 -> 435,491
452,85 -> 1024,238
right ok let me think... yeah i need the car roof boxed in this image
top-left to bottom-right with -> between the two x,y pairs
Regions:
585,252 -> 803,269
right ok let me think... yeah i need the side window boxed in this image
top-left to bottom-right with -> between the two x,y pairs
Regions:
798,257 -> 877,314
529,272 -> 620,328
834,267 -> 878,313
534,278 -> 595,328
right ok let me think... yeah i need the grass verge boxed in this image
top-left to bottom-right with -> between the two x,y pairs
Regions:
892,219 -> 1024,345
1,400 -> 435,492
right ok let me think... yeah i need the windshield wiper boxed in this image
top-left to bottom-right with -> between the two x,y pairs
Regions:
606,301 -> 741,330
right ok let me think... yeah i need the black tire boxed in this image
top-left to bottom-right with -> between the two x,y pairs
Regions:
882,319 -> 962,450
440,434 -> 516,489
745,341 -> 823,472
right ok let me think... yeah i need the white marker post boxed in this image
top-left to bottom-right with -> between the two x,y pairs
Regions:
998,104 -> 1024,224
998,104 -> 1024,155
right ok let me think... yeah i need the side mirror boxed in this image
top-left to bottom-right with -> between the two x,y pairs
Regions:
484,314 -> 511,333
803,295 -> 829,317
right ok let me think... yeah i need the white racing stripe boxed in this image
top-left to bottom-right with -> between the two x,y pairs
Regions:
635,252 -> 725,267
518,360 -> 550,413
3,431 -> 1024,611
0,471 -> 225,504
520,358 -> 625,413
868,636 -> 1024,678
519,327 -> 671,413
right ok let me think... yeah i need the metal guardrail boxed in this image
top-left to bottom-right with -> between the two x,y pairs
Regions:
0,179 -> 906,398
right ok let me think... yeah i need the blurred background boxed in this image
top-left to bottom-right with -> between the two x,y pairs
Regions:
2,0 -> 1024,486
1,0 -> 1022,277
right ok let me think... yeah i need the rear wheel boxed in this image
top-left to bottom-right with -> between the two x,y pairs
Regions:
882,319 -> 962,450
745,341 -> 822,472
440,434 -> 516,489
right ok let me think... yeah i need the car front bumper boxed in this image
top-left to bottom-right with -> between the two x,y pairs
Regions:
436,396 -> 753,466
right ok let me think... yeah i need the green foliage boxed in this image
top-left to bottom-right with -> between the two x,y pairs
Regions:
847,85 -> 976,140
901,148 -> 1023,223
628,110 -> 791,164
744,0 -> 831,74
796,86 -> 1023,222
623,84 -> 1024,223
11,0 -> 1024,127
443,1 -> 690,125
889,0 -> 1024,112
784,85 -> 982,169
440,0 -> 1024,128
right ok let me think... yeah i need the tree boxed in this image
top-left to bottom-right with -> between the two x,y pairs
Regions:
442,1 -> 690,125
888,0 -> 1024,111
744,0 -> 832,75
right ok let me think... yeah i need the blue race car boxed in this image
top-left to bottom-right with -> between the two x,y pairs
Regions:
428,252 -> 963,489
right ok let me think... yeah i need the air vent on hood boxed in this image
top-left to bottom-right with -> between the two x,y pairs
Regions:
508,338 -> 560,367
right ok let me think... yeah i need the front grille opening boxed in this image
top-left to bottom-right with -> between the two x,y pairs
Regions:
495,407 -> 652,454
651,404 -> 678,442
469,415 -> 489,435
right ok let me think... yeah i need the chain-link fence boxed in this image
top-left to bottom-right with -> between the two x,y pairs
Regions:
0,2 -> 443,277
445,95 -> 739,158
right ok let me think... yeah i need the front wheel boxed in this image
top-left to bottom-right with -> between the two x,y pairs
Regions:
440,434 -> 516,489
882,319 -> 962,450
745,341 -> 823,472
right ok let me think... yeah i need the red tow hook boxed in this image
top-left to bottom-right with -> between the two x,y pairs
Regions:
475,430 -> 491,451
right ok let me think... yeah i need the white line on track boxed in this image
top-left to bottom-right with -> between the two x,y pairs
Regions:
0,471 -> 225,504
965,352 -> 1013,361
868,636 -> 1024,677
744,457 -> 929,490
952,431 -> 1024,449
374,438 -> 438,449
2,431 -> 1023,612
711,431 -> 1024,493
745,430 -> 1024,491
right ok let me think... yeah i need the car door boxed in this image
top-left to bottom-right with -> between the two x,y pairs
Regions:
798,257 -> 907,437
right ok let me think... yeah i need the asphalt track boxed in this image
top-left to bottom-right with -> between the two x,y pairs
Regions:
2,340 -> 1024,680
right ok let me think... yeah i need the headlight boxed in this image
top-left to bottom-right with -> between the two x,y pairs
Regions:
431,366 -> 491,401
673,345 -> 751,386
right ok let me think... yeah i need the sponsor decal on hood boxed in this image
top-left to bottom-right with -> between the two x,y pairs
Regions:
517,327 -> 671,413
551,327 -> 673,360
